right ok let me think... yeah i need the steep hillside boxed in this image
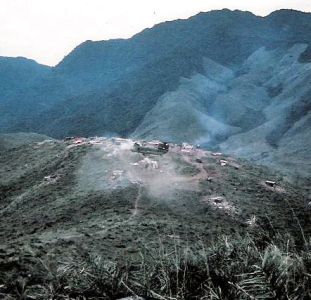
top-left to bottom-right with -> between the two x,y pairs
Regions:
219,44 -> 311,178
0,57 -> 49,93
0,57 -> 51,129
133,44 -> 311,178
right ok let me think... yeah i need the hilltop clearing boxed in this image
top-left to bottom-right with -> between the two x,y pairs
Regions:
0,135 -> 310,298
0,136 -> 309,261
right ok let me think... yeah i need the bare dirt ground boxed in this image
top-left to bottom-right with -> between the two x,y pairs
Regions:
0,137 -> 310,284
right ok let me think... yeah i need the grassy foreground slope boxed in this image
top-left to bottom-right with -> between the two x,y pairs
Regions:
0,136 -> 310,299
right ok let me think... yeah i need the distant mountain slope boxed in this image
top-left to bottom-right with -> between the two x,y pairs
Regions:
0,57 -> 49,93
219,44 -> 311,177
0,9 -> 310,177
2,9 -> 310,135
133,44 -> 311,178
0,57 -> 51,129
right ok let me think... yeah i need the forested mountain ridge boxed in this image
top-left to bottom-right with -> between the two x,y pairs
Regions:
1,9 -> 310,177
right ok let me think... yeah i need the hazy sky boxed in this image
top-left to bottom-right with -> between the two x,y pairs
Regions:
0,0 -> 310,66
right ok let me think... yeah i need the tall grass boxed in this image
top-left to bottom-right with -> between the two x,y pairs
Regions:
1,232 -> 310,299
